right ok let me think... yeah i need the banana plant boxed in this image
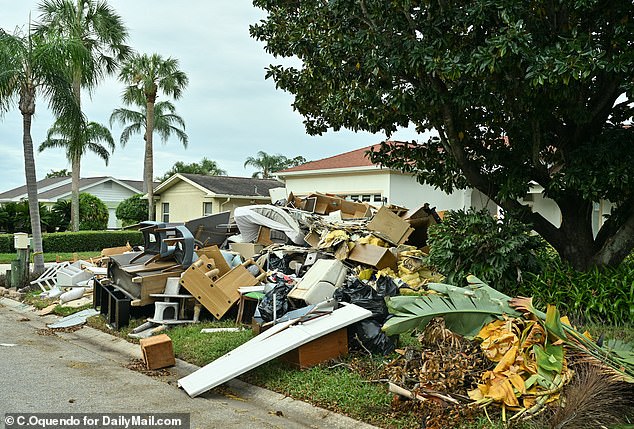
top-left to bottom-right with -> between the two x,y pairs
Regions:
383,275 -> 520,337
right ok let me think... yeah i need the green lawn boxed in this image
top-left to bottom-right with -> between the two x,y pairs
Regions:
0,251 -> 102,264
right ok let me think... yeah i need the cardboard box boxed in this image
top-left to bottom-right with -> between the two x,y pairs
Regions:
280,328 -> 348,369
230,243 -> 265,259
140,334 -> 175,370
347,243 -> 398,270
367,206 -> 414,245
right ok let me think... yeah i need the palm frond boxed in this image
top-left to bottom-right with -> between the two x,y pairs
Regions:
383,275 -> 520,337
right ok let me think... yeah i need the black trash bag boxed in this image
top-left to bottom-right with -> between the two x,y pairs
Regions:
333,276 -> 399,321
348,319 -> 396,355
257,280 -> 294,322
266,253 -> 290,273
375,275 -> 400,298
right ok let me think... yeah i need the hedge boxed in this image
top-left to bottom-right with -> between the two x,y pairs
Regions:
0,230 -> 143,253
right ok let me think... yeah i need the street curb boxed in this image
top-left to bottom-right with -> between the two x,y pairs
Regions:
1,297 -> 380,429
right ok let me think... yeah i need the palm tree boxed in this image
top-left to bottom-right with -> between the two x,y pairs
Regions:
35,0 -> 131,230
157,157 -> 226,182
0,28 -> 86,273
244,151 -> 291,179
39,119 -> 115,230
117,53 -> 189,220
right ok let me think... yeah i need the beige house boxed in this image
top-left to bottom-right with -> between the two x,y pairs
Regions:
274,144 -> 496,213
152,173 -> 284,223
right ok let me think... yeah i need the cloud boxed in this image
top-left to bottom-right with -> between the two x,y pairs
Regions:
0,0 -> 419,192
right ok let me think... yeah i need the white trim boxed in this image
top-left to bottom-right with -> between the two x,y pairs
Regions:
275,165 -> 386,179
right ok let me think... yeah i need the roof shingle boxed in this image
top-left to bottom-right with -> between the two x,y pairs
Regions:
180,174 -> 282,197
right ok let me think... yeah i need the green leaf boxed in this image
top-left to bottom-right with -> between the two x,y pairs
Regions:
383,278 -> 519,337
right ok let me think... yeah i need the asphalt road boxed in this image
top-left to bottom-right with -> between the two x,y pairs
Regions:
0,298 -> 376,429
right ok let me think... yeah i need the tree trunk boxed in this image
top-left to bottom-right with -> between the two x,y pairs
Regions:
145,99 -> 155,221
68,70 -> 83,231
71,155 -> 81,231
20,103 -> 45,274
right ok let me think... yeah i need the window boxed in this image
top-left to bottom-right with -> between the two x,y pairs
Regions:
373,194 -> 382,202
203,202 -> 213,216
361,195 -> 371,202
162,202 -> 170,223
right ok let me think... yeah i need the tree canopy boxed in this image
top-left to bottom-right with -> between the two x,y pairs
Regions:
157,157 -> 226,182
251,0 -> 634,270
117,53 -> 189,220
244,151 -> 307,178
115,194 -> 148,227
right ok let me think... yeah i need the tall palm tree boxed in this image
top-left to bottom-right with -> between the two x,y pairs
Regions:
35,0 -> 131,231
118,53 -> 189,220
0,28 -> 86,273
244,151 -> 290,179
39,119 -> 115,230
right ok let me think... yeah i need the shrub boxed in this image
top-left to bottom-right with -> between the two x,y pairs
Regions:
115,194 -> 148,227
517,256 -> 634,326
0,230 -> 143,253
78,193 -> 109,230
426,208 -> 545,292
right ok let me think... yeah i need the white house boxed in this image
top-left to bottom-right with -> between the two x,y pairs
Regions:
276,143 -> 612,237
274,143 -> 497,213
0,176 -> 145,229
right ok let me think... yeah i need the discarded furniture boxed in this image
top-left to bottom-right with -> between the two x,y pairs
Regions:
184,211 -> 233,247
148,277 -> 196,325
140,334 -> 175,370
178,302 -> 372,397
280,327 -> 348,369
287,258 -> 347,306
233,204 -> 306,245
30,262 -> 70,291
107,252 -> 183,307
95,279 -> 132,330
179,255 -> 265,319
56,260 -> 94,287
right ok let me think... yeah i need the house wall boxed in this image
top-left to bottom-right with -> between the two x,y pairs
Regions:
155,181 -> 207,223
282,169 -> 470,211
387,173 -> 469,211
155,181 -> 272,223
282,169 -> 391,200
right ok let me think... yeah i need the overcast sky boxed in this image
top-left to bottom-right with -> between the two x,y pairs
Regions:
0,1 -> 420,191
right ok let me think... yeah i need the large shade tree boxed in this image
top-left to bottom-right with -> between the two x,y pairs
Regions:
35,0 -> 131,231
39,119 -> 116,225
0,28 -> 87,273
117,53 -> 189,220
251,0 -> 634,270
